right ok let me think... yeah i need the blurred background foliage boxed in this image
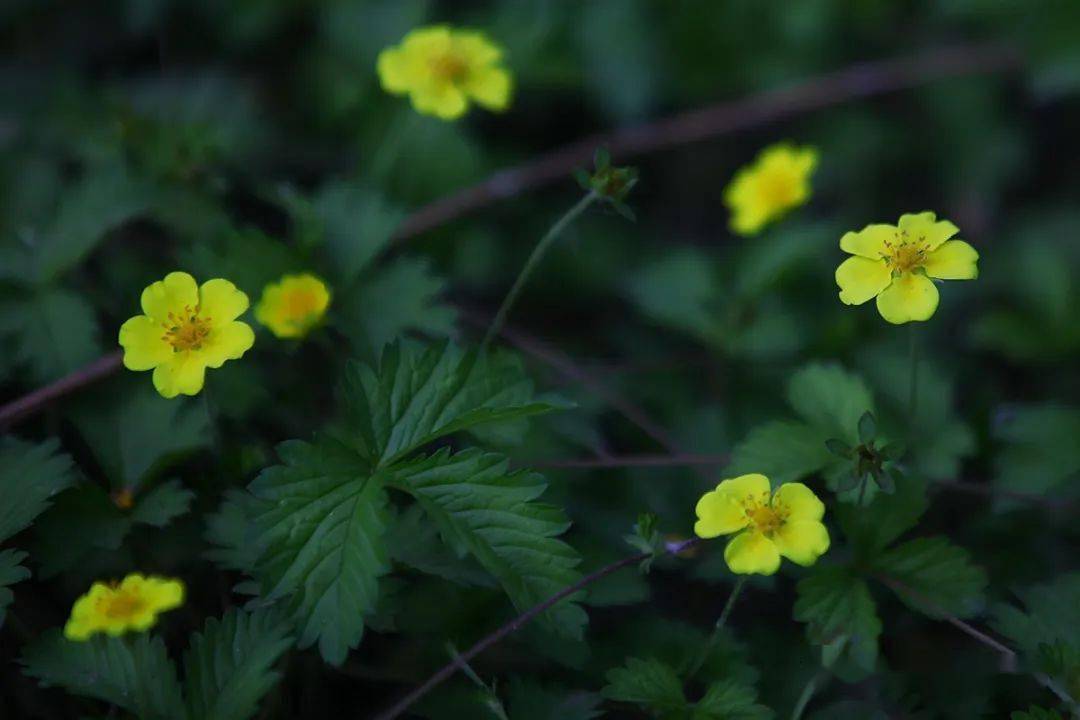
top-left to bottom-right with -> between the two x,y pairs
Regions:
1,1 -> 1079,718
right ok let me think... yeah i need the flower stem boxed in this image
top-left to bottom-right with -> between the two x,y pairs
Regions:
481,192 -> 598,352
908,323 -> 920,429
687,576 -> 747,679
790,670 -> 827,720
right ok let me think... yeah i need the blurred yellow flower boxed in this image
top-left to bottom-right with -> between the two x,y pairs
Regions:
723,143 -> 818,236
255,273 -> 331,339
694,473 -> 829,575
836,211 -> 978,324
118,271 -> 254,398
63,573 -> 184,641
377,25 -> 512,120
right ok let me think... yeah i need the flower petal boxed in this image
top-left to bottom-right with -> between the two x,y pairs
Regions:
771,482 -> 825,522
923,240 -> 979,280
199,278 -> 249,323
898,211 -> 959,251
453,30 -> 503,66
465,66 -> 512,111
411,82 -> 469,120
694,490 -> 749,538
724,531 -> 781,575
152,354 -> 207,398
118,315 -> 172,370
200,320 -> 255,368
840,224 -> 894,259
140,271 -> 198,322
715,473 -> 772,504
875,270 -> 939,324
836,256 -> 892,306
376,47 -> 418,94
773,520 -> 830,566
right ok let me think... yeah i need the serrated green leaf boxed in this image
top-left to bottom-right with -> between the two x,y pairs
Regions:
389,448 -> 586,640
0,287 -> 102,383
724,420 -> 832,485
204,489 -> 269,574
794,565 -> 882,675
248,437 -> 389,665
602,656 -> 686,714
304,181 -> 404,282
693,679 -> 773,720
834,474 -> 928,559
505,678 -> 602,720
344,340 -> 562,466
0,437 -> 78,543
131,479 -> 195,528
787,363 -> 874,443
993,404 -> 1080,498
873,536 -> 988,619
385,504 -> 495,588
183,608 -> 294,720
21,629 -> 184,720
0,548 -> 30,628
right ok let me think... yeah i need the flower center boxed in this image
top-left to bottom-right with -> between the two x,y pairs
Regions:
285,290 -> 321,322
162,305 -> 211,352
429,51 -> 468,83
103,589 -> 145,620
748,505 -> 783,535
756,168 -> 799,208
882,232 -> 929,274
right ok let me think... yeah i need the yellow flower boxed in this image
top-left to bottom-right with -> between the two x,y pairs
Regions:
255,273 -> 331,339
723,143 -> 818,236
63,573 -> 184,641
694,473 -> 830,575
377,25 -> 512,120
118,271 -> 255,398
835,211 -> 979,324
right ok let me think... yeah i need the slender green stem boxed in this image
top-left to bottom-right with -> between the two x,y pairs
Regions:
856,475 -> 868,507
687,577 -> 747,679
790,671 -> 827,720
367,110 -> 420,182
907,323 -> 920,429
481,192 -> 598,351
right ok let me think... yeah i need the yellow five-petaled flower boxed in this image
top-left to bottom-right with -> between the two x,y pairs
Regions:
377,25 -> 512,120
119,271 -> 255,398
694,473 -> 830,575
723,143 -> 818,236
255,273 -> 331,339
835,211 -> 978,324
64,573 -> 184,641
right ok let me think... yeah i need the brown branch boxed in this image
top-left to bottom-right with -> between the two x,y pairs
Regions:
0,351 -> 123,430
371,538 -> 701,720
394,42 -> 1020,241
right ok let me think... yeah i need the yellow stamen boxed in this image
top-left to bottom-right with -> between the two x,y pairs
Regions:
161,305 -> 212,352
429,52 -> 467,82
881,231 -> 929,274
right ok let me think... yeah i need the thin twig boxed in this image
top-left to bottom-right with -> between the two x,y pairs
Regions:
371,538 -> 702,720
393,43 -> 1020,242
0,351 -> 123,430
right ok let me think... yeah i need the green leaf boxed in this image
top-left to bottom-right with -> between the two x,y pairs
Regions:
344,340 -> 563,466
724,420 -> 832,485
131,479 -> 196,528
178,227 -> 303,302
204,489 -> 269,574
505,678 -> 602,720
0,548 -> 30,628
247,437 -> 389,665
787,363 -> 874,443
0,287 -> 102,383
693,679 -> 773,720
1011,707 -> 1065,720
993,404 -> 1080,497
21,629 -> 184,720
0,437 -> 78,543
183,608 -> 295,720
602,656 -> 686,714
389,448 -> 586,640
873,536 -> 988,619
31,484 -> 132,577
794,565 -> 882,675
385,504 -> 495,588
834,474 -> 928,559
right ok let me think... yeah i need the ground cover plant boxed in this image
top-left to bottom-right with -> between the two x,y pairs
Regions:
1,2 -> 1079,719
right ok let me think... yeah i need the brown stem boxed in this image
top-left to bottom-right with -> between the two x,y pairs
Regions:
393,43 -> 1020,242
371,538 -> 701,720
0,351 -> 123,430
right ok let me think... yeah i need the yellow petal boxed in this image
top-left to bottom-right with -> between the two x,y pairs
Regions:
200,320 -> 255,368
840,224 -> 894,259
773,520 -> 830,566
898,211 -> 959,251
199,278 -> 249,323
152,354 -> 207,398
771,482 -> 825,522
465,66 -> 512,111
694,490 -> 749,538
376,47 -> 416,94
118,315 -> 172,370
875,270 -> 939,324
715,473 -> 771,504
453,30 -> 503,66
836,256 -> 892,305
411,82 -> 468,120
923,240 -> 979,280
724,531 -> 781,575
140,271 -> 198,322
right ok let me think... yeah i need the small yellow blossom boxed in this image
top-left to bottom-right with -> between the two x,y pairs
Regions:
377,25 -> 512,120
723,143 -> 818,236
694,473 -> 829,575
64,574 -> 184,641
835,211 -> 978,324
118,271 -> 255,398
255,273 -> 331,339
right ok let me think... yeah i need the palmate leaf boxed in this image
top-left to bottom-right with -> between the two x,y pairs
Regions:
506,678 -> 602,720
602,656 -> 686,714
872,536 -> 988,618
247,437 -> 389,666
344,340 -> 564,467
0,548 -> 30,628
183,608 -> 295,720
0,436 -> 78,543
389,448 -> 587,639
22,630 -> 184,720
0,287 -> 102,384
693,679 -> 773,720
794,565 -> 882,676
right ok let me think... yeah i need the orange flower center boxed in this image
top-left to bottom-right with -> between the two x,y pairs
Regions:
102,588 -> 145,620
882,232 -> 929,274
162,305 -> 211,352
756,168 -> 799,208
742,491 -> 788,536
284,290 -> 322,321
429,52 -> 468,83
